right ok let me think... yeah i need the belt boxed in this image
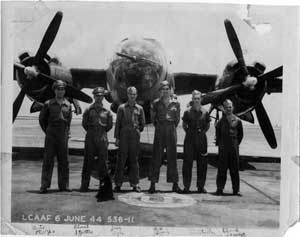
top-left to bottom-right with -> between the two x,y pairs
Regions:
157,120 -> 175,125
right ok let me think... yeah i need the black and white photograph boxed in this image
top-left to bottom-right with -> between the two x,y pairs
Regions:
1,1 -> 299,236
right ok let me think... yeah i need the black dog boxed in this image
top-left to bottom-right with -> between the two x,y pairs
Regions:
96,175 -> 115,202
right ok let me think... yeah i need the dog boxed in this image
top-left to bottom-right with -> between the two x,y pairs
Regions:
96,175 -> 115,202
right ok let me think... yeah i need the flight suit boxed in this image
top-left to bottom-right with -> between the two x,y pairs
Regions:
39,98 -> 72,190
114,103 -> 145,187
81,103 -> 113,189
149,98 -> 180,183
182,107 -> 211,190
215,115 -> 243,193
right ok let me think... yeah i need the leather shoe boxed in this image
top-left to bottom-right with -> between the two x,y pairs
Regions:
214,189 -> 223,196
79,187 -> 89,192
148,183 -> 156,193
182,188 -> 190,194
233,191 -> 242,196
172,183 -> 183,193
198,188 -> 207,194
132,186 -> 141,193
60,188 -> 72,192
97,196 -> 115,202
39,188 -> 48,194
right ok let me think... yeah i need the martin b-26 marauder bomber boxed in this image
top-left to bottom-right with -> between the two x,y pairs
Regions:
13,11 -> 283,149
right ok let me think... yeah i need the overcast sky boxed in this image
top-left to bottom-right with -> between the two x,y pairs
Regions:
10,1 -> 285,126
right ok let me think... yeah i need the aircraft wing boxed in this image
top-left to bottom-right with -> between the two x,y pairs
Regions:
173,73 -> 217,95
70,68 -> 107,89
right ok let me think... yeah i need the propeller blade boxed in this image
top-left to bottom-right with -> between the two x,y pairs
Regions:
35,11 -> 63,63
13,89 -> 26,122
266,77 -> 282,94
201,84 -> 241,105
65,85 -> 93,103
37,72 -> 57,84
30,101 -> 44,113
257,66 -> 283,82
224,19 -> 249,75
238,111 -> 255,124
14,62 -> 25,71
255,101 -> 277,148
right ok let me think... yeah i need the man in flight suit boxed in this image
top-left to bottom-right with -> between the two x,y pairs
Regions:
114,87 -> 145,192
215,99 -> 243,196
39,80 -> 72,193
148,80 -> 182,193
79,87 -> 113,196
182,90 -> 211,194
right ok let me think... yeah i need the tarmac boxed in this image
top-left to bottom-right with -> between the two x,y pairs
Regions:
11,117 -> 281,229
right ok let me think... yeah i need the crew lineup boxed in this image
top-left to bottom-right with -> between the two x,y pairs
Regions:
38,79 -> 243,201
11,10 -> 283,202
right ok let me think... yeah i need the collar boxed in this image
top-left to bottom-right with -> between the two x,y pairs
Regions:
90,102 -> 104,109
159,97 -> 177,105
224,114 -> 238,122
191,106 -> 203,113
125,102 -> 137,108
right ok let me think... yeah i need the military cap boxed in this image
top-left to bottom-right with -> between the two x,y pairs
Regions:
52,80 -> 66,90
159,80 -> 170,90
92,87 -> 106,96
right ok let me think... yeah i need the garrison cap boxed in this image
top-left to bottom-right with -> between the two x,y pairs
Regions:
92,87 -> 106,96
159,80 -> 170,90
52,80 -> 66,90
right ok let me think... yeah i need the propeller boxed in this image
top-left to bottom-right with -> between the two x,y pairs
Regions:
13,12 -> 63,121
34,11 -> 63,64
255,101 -> 277,148
13,12 -> 93,121
209,19 -> 281,149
